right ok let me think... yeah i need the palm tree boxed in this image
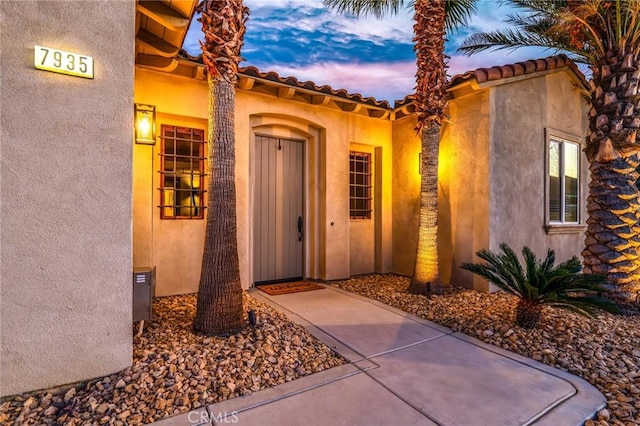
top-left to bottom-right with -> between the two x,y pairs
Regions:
459,0 -> 640,299
461,243 -> 619,329
324,0 -> 477,295
193,0 -> 249,335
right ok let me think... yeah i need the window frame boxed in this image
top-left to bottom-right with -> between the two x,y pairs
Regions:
349,150 -> 373,220
159,124 -> 207,220
544,129 -> 585,234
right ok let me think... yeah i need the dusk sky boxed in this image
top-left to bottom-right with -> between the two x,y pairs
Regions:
183,0 -> 559,102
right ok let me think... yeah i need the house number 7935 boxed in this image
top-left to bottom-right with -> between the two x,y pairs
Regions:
34,45 -> 94,79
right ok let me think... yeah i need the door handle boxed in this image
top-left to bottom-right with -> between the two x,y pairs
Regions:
297,216 -> 303,241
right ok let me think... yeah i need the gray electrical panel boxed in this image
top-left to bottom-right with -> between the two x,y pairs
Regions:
133,266 -> 155,322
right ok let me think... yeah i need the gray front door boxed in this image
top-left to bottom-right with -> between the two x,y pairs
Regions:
254,136 -> 304,284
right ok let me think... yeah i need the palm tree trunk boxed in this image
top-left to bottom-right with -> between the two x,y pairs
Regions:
515,300 -> 541,329
408,0 -> 446,296
583,154 -> 640,299
583,50 -> 640,300
194,77 -> 244,335
409,123 -> 443,295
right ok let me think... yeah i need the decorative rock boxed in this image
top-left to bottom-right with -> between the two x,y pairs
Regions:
117,409 -> 130,421
597,408 -> 610,421
43,406 -> 58,417
154,398 -> 166,411
63,388 -> 76,402
1,276 -> 638,425
96,403 -> 109,414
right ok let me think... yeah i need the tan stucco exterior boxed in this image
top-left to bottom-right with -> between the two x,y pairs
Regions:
392,68 -> 588,291
0,1 -> 135,396
134,68 -> 394,296
134,64 -> 587,297
440,90 -> 492,291
0,0 -> 589,397
489,71 -> 589,260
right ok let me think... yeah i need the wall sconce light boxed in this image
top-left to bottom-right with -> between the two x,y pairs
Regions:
135,103 -> 156,145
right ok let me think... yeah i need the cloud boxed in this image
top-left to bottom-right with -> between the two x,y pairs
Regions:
254,61 -> 417,102
238,0 -> 415,55
246,0 -> 325,9
181,1 -> 566,101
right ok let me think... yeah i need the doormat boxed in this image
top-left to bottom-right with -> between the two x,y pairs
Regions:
258,281 -> 325,295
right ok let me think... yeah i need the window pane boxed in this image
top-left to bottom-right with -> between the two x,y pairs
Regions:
160,125 -> 206,219
564,142 -> 579,222
349,151 -> 372,219
549,141 -> 561,222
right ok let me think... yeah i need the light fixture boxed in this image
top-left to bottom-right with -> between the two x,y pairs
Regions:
418,152 -> 422,175
135,103 -> 156,145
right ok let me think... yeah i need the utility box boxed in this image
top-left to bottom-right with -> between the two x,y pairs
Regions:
133,266 -> 155,322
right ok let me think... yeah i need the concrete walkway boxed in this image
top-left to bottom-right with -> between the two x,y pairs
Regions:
154,285 -> 605,426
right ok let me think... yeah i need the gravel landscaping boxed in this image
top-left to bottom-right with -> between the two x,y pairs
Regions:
0,293 -> 345,425
2,274 -> 638,425
332,274 -> 640,426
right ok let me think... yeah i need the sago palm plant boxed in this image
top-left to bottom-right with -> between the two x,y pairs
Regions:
461,243 -> 619,329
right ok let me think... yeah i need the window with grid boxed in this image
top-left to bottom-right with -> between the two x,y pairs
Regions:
350,151 -> 372,219
548,137 -> 579,224
159,125 -> 206,219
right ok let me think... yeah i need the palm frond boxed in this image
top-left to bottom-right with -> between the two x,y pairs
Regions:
546,300 -> 597,317
539,248 -> 556,274
445,0 -> 478,32
555,255 -> 582,273
323,0 -> 408,19
499,243 -> 526,292
564,295 -> 621,314
504,0 -> 568,14
459,0 -> 640,64
324,0 -> 478,32
548,295 -> 620,315
458,28 -> 565,54
460,261 -> 521,296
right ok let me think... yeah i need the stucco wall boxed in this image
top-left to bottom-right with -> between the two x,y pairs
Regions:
391,92 -> 491,290
134,68 -> 393,294
349,143 -> 376,275
240,91 -> 394,283
440,91 -> 491,290
0,1 -> 134,396
391,115 -> 421,276
135,70 -> 208,297
490,71 -> 588,264
391,71 -> 586,291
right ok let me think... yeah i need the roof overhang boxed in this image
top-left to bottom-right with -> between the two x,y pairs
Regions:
135,0 -> 198,73
170,55 -> 393,119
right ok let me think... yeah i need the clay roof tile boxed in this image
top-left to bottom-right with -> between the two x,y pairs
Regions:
175,51 -> 583,111
511,63 -> 525,76
523,60 -> 537,74
500,65 -> 514,78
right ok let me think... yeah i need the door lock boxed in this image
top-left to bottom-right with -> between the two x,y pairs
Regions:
297,216 -> 303,241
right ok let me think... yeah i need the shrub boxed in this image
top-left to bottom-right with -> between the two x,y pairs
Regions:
461,243 -> 619,329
